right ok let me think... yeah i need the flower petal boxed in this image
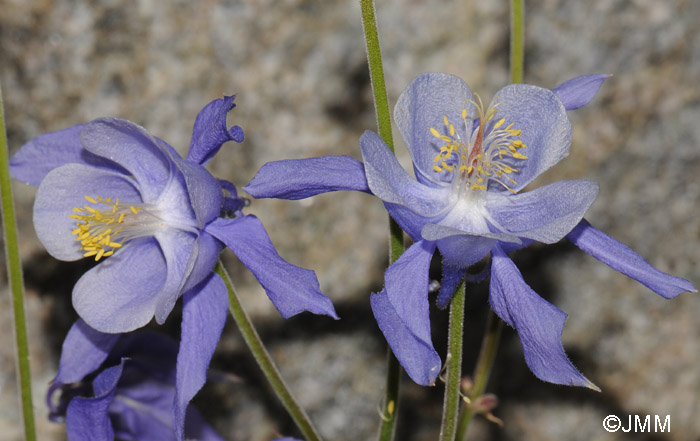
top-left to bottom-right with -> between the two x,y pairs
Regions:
188,95 -> 244,165
244,155 -> 370,200
552,74 -> 610,111
490,84 -> 572,192
65,363 -> 122,441
154,229 -> 198,325
394,72 -> 476,186
180,231 -> 224,295
110,376 -> 178,441
73,238 -> 166,333
567,219 -> 697,298
384,201 -> 440,242
34,163 -> 142,261
384,240 -> 437,345
170,155 -> 223,227
360,130 -> 450,217
486,180 -> 599,243
55,320 -> 121,385
80,118 -> 173,201
422,223 -> 518,269
371,289 -> 441,386
9,124 -> 127,187
205,215 -> 338,319
175,273 -> 228,441
489,246 -> 598,389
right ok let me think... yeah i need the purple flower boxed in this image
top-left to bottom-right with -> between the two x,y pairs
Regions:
10,96 -> 337,334
245,73 -> 696,387
48,321 -> 223,441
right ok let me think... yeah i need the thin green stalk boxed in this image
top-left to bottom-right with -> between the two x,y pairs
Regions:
359,2 -> 403,440
438,280 -> 466,441
510,0 -> 525,85
215,262 -> 322,441
0,85 -> 37,441
455,311 -> 503,441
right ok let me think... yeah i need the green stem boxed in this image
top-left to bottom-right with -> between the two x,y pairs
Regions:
510,0 -> 525,85
455,311 -> 503,441
438,280 -> 466,441
359,2 -> 404,440
215,262 -> 322,441
0,85 -> 37,441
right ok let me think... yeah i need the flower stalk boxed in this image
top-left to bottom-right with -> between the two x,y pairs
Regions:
0,84 -> 37,441
439,279 -> 466,441
360,1 -> 404,440
216,261 -> 323,441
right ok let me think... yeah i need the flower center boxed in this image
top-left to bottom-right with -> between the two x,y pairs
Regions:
70,195 -> 163,261
430,95 -> 528,196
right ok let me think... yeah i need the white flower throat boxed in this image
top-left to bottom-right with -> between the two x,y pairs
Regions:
70,195 -> 163,261
430,96 -> 528,197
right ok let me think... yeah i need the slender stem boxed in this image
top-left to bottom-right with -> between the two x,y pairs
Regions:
510,0 -> 525,85
438,279 -> 466,441
360,2 -> 404,440
0,85 -> 37,441
455,311 -> 503,441
215,262 -> 322,441
360,0 -> 394,154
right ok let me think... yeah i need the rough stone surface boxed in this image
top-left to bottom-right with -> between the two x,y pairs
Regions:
1,0 -> 698,440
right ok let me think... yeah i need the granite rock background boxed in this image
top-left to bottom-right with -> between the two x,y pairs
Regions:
1,0 -> 698,440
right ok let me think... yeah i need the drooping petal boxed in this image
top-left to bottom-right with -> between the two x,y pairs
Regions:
383,201 -> 440,242
489,246 -> 598,389
567,219 -> 697,298
187,95 -> 244,166
10,124 -> 127,187
154,229 -> 198,325
244,156 -> 370,200
80,118 -> 173,202
394,72 -> 476,186
384,240 -> 437,345
486,180 -> 599,243
55,320 -> 121,385
65,363 -> 122,441
490,84 -> 572,192
552,74 -> 610,111
205,215 -> 338,319
360,130 -> 450,217
170,155 -> 223,227
371,289 -> 441,386
175,273 -> 228,441
437,264 -> 464,309
34,163 -> 142,261
73,238 -> 166,333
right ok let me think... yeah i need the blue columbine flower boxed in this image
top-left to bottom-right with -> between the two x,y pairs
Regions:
10,95 -> 337,335
48,321 -> 223,441
245,73 -> 696,387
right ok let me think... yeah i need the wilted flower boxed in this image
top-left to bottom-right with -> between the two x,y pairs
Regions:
245,73 -> 696,387
48,322 -> 223,441
10,96 -> 337,334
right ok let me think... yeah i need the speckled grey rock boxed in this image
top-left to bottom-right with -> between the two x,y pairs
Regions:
1,0 -> 698,440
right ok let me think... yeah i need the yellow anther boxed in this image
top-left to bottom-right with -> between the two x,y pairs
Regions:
493,118 -> 506,129
512,152 -> 528,159
102,250 -> 114,257
118,213 -> 125,223
72,207 -> 84,212
443,116 -> 449,126
433,152 -> 444,163
449,124 -> 455,137
461,108 -> 467,119
130,206 -> 138,214
109,242 -> 122,248
83,250 -> 98,257
430,127 -> 442,139
85,195 -> 97,203
512,140 -> 524,148
471,184 -> 487,190
433,165 -> 443,172
69,214 -> 83,220
95,249 -> 105,261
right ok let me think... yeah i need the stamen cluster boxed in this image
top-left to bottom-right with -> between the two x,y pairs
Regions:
430,96 -> 528,195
